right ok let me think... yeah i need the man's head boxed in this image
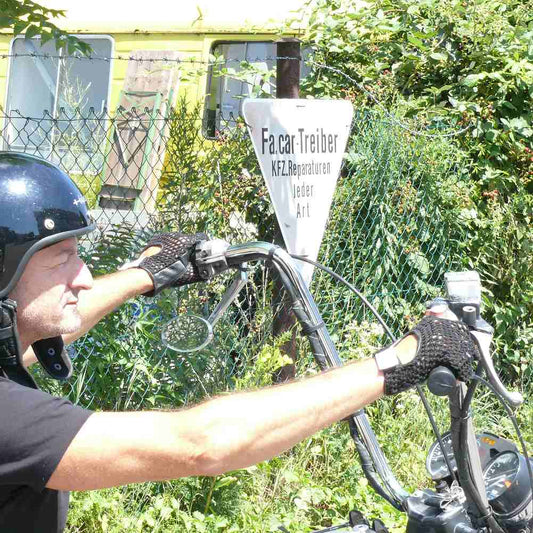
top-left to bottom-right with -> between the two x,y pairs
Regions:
9,237 -> 94,348
0,152 -> 95,348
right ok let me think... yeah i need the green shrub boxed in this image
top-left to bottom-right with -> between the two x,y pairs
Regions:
296,0 -> 532,385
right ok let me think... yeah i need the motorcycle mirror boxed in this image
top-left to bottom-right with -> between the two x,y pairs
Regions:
161,315 -> 214,353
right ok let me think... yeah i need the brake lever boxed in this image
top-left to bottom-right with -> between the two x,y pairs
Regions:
207,268 -> 248,327
469,330 -> 524,407
442,271 -> 524,408
195,238 -> 249,328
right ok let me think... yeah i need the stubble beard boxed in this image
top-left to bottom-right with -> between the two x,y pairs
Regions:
17,303 -> 82,348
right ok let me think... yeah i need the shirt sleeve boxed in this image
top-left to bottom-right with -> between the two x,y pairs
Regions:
0,376 -> 93,492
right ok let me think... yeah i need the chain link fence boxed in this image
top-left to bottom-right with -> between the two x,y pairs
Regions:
1,52 -> 471,529
0,56 -> 468,408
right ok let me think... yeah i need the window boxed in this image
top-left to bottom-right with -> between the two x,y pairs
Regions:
204,41 -> 311,138
3,36 -> 113,170
204,41 -> 277,137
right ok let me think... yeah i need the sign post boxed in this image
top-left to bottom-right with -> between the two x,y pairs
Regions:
243,98 -> 354,285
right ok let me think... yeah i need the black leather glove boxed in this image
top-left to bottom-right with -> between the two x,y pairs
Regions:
137,232 -> 208,296
375,316 -> 480,395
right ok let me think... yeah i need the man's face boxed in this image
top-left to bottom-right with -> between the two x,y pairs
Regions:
9,237 -> 93,347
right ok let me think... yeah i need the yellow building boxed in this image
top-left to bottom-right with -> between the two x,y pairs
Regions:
0,0 -> 307,125
0,1 -> 307,215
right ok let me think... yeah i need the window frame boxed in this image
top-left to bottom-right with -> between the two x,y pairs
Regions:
203,39 -> 277,139
3,34 -> 115,159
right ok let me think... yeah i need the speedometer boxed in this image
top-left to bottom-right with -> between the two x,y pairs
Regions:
483,451 -> 532,516
426,433 -> 456,480
426,431 -> 519,481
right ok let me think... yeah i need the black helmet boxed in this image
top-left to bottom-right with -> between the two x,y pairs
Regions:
0,152 -> 95,298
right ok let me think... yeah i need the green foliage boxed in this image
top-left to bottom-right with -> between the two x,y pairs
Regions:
466,192 -> 532,385
161,99 -> 274,241
300,0 -> 532,181
0,0 -> 91,55
297,0 -> 532,385
314,110 -> 473,340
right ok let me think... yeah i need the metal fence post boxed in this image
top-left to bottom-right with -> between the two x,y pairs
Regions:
273,39 -> 301,382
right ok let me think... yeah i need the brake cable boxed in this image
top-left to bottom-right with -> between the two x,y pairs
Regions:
290,255 -> 459,485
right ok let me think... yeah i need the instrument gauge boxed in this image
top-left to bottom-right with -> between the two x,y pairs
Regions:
426,433 -> 456,480
426,431 -> 518,482
483,451 -> 532,516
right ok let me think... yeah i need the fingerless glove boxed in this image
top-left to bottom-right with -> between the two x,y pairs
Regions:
378,317 -> 480,395
138,232 -> 208,296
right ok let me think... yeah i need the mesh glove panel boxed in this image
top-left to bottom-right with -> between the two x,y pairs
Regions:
139,232 -> 208,296
383,316 -> 480,395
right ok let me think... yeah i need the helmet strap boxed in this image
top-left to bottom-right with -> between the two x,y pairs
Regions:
31,336 -> 73,381
0,300 -> 38,389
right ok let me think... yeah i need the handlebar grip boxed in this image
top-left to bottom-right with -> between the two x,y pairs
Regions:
427,366 -> 457,396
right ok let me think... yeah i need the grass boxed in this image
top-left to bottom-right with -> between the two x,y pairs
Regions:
64,339 -> 532,533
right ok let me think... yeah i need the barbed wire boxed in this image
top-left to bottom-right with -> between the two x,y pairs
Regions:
0,52 -> 300,64
0,51 -> 472,139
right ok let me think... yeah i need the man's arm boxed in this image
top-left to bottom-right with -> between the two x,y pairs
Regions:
46,356 -> 384,490
46,335 -> 418,491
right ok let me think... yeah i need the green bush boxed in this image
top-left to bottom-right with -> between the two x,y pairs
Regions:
160,99 -> 274,241
296,0 -> 532,385
315,110 -> 473,337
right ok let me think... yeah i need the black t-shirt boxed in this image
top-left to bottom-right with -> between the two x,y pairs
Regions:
0,376 -> 92,532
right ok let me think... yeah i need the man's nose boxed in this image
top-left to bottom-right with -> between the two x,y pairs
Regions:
71,259 -> 94,291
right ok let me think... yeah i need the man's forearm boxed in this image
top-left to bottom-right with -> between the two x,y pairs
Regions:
48,356 -> 388,490
192,333 -> 417,475
63,268 -> 153,344
193,357 -> 386,476
48,334 -> 419,491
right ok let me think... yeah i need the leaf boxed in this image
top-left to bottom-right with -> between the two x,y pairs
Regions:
40,31 -> 54,45
13,21 -> 28,35
407,34 -> 428,50
448,96 -> 459,108
505,117 -> 532,137
430,52 -> 447,61
407,252 -> 430,275
462,73 -> 485,86
0,16 -> 15,29
24,24 -> 40,40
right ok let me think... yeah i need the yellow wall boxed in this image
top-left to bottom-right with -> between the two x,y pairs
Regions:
0,0 -> 307,105
0,29 -> 301,113
35,0 -> 306,34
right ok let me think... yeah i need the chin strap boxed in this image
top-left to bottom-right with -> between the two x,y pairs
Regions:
0,299 -> 73,388
31,336 -> 73,380
0,299 -> 37,389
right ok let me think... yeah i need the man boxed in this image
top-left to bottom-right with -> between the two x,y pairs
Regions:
0,152 -> 480,532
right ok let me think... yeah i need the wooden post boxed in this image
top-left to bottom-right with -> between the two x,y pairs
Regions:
276,40 -> 301,99
273,39 -> 301,382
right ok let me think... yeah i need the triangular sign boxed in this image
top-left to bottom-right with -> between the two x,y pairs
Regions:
243,98 -> 353,285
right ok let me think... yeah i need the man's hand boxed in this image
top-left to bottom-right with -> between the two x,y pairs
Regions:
132,232 -> 208,297
376,315 -> 481,395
